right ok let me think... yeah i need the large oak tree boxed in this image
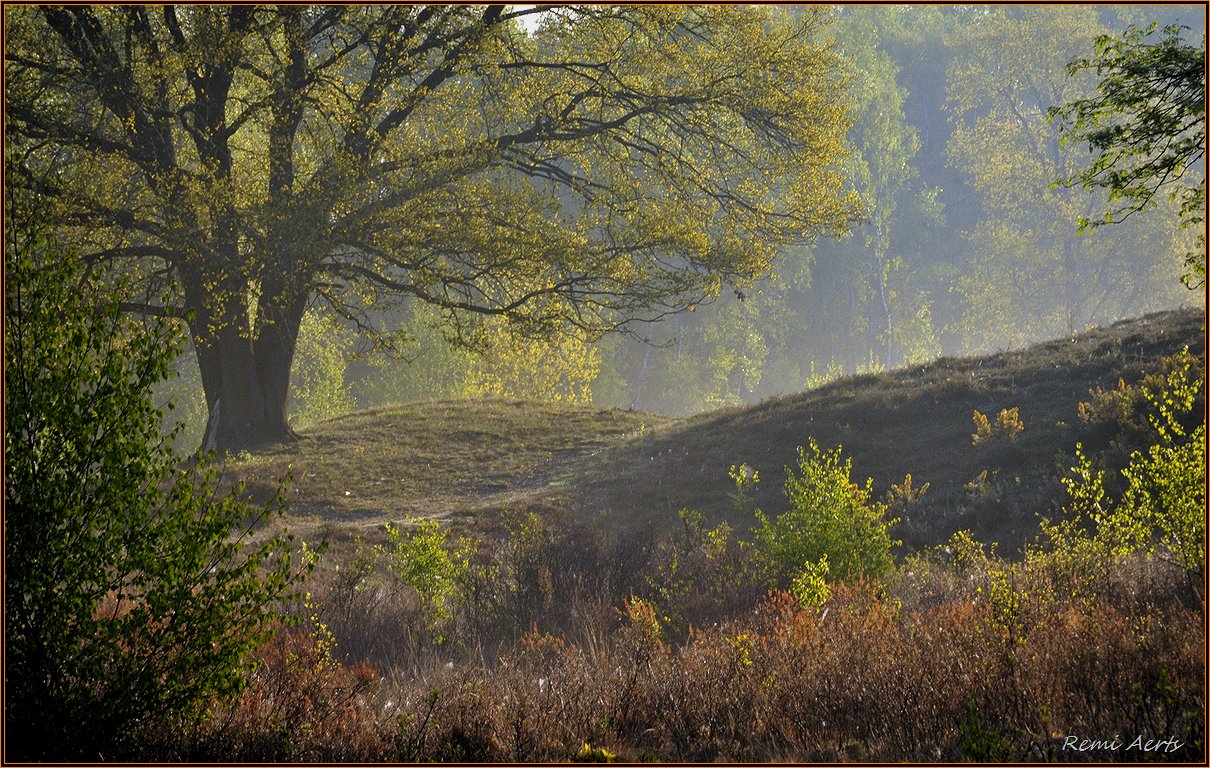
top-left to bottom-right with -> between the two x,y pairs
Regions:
5,5 -> 858,452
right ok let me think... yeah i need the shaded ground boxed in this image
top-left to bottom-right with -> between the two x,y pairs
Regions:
228,307 -> 1204,555
575,307 -> 1205,553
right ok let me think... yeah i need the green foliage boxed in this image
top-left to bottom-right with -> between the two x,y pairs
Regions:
1136,347 -> 1203,442
622,597 -> 664,644
573,742 -> 620,763
944,529 -> 992,572
1123,427 -> 1206,572
789,556 -> 832,610
753,440 -> 898,588
1118,350 -> 1205,575
804,358 -> 846,391
831,9 -> 942,371
1078,376 -> 1147,429
971,407 -> 1025,445
349,301 -> 474,407
981,568 -> 1031,645
301,586 -> 341,674
380,517 -> 470,638
4,225 -> 299,760
885,473 -> 930,512
1044,348 -> 1204,592
1027,512 -> 1113,609
959,702 -> 1015,762
289,307 -> 356,429
153,345 -> 209,453
1077,348 -> 1205,451
727,463 -> 761,514
646,508 -> 753,640
491,510 -> 557,631
1050,23 -> 1206,288
946,7 -> 1189,353
464,317 -> 601,404
697,304 -> 773,409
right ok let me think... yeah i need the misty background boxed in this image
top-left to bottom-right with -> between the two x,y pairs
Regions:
153,4 -> 1207,448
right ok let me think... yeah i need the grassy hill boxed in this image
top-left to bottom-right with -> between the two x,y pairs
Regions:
228,399 -> 667,541
577,307 -> 1205,553
231,306 -> 1204,555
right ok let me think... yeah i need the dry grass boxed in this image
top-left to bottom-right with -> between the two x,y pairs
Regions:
140,548 -> 1204,763
575,307 -> 1205,553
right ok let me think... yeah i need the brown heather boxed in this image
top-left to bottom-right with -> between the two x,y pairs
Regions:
135,537 -> 1204,762
135,308 -> 1203,762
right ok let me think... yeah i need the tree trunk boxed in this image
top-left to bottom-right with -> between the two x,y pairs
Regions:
631,321 -> 655,410
251,271 -> 310,443
188,269 -> 305,455
196,338 -> 300,454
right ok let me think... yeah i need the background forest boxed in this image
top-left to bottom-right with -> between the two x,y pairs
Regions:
145,4 -> 1205,445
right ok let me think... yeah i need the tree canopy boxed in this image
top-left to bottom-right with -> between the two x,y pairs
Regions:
4,5 -> 859,451
945,7 -> 1189,352
1050,22 -> 1206,287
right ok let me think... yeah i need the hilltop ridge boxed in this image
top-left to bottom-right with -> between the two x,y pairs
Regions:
575,306 -> 1205,552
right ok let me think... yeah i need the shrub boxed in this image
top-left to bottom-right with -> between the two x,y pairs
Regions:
189,538 -> 1204,763
727,462 -> 761,513
644,508 -> 763,640
789,556 -> 832,609
886,472 -> 930,510
170,623 -> 385,761
499,510 -> 558,629
1119,348 -> 1205,578
4,227 -> 299,759
753,440 -> 898,587
381,517 -> 470,639
1077,348 -> 1205,439
1047,348 -> 1205,599
971,406 -> 1024,445
573,741 -> 620,762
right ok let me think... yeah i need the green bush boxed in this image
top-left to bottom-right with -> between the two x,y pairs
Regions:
1049,348 -> 1205,595
1120,348 -> 1205,577
971,406 -> 1024,445
4,226 -> 299,760
644,508 -> 761,640
753,439 -> 898,588
381,517 -> 470,639
789,555 -> 832,609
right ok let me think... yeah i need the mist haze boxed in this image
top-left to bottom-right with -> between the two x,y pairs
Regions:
155,4 -> 1204,440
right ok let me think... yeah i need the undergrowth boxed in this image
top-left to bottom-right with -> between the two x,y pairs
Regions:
137,394 -> 1204,762
89,327 -> 1210,762
140,547 -> 1203,762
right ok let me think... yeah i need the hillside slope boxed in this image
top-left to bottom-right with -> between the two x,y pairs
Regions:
234,307 -> 1204,554
574,307 -> 1205,553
